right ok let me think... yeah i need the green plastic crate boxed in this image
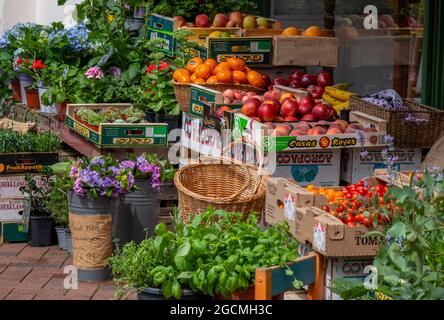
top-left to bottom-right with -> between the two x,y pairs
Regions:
0,222 -> 28,243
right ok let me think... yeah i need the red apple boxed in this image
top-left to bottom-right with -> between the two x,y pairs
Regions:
195,14 -> 210,27
290,129 -> 306,136
241,98 -> 262,117
317,72 -> 334,87
229,11 -> 244,25
307,85 -> 325,99
301,74 -> 317,88
258,103 -> 278,122
280,99 -> 299,117
261,74 -> 272,89
213,13 -> 228,27
274,116 -> 285,122
263,90 -> 281,101
289,79 -> 304,89
301,114 -> 315,122
216,106 -> 232,118
174,16 -> 186,27
312,103 -> 331,121
289,71 -> 304,82
272,77 -> 288,86
263,98 -> 281,112
298,96 -> 314,116
284,116 -> 298,122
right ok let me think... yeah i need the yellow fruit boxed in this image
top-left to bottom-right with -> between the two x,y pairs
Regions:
325,86 -> 355,102
282,27 -> 301,36
208,31 -> 221,38
322,93 -> 343,106
303,26 -> 323,37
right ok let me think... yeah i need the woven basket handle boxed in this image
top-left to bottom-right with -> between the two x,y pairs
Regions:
198,154 -> 253,202
222,139 -> 265,195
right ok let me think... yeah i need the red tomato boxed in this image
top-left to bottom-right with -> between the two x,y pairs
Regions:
362,218 -> 372,228
346,221 -> 357,227
354,200 -> 362,208
344,213 -> 354,224
345,192 -> 353,199
356,187 -> 368,197
323,205 -> 331,213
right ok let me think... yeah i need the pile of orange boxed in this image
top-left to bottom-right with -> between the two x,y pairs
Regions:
305,185 -> 344,204
281,25 -> 323,37
173,57 -> 265,88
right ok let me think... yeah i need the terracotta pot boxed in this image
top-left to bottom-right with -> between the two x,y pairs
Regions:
25,87 -> 40,109
58,102 -> 68,122
10,80 -> 22,101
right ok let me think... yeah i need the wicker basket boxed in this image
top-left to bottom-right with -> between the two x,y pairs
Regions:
173,82 -> 265,113
174,142 -> 269,222
350,95 -> 444,148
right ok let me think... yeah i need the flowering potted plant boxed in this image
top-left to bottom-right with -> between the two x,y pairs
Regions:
20,167 -> 56,247
66,155 -> 137,281
114,154 -> 175,247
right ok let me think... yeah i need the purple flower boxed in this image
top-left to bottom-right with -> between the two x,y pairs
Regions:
69,165 -> 79,178
74,177 -> 86,196
90,157 -> 105,166
109,166 -> 120,175
109,67 -> 121,79
119,160 -> 136,170
85,67 -> 104,80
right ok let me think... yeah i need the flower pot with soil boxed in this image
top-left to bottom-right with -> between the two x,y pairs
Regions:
18,74 -> 33,105
66,156 -> 137,282
113,155 -> 175,248
25,87 -> 40,109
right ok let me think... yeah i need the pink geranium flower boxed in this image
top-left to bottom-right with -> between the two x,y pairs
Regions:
85,66 -> 104,80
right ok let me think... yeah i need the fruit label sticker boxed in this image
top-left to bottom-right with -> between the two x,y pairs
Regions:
313,222 -> 326,252
207,37 -> 273,67
284,193 -> 296,221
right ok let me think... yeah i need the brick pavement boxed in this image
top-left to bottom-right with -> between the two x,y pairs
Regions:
0,243 -> 137,300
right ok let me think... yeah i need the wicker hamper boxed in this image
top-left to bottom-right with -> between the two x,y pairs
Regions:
173,82 -> 265,113
350,95 -> 444,148
174,142 -> 269,222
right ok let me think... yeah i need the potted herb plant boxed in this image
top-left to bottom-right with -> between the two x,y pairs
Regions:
47,174 -> 70,250
65,156 -> 137,281
113,154 -> 175,248
20,167 -> 56,247
109,209 -> 302,300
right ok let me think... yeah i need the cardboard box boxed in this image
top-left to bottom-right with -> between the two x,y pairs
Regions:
207,37 -> 274,67
265,178 -> 327,235
273,35 -> 339,67
65,104 -> 168,148
274,150 -> 341,187
324,256 -> 374,300
312,213 -> 384,257
0,153 -> 59,175
188,84 -> 223,118
233,111 -> 388,152
341,148 -> 422,184
0,175 -> 43,198
0,198 -> 24,222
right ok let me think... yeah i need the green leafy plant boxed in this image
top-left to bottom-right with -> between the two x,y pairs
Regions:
109,208 -> 300,299
0,129 -> 60,153
20,167 -> 54,217
47,175 -> 70,227
332,170 -> 444,300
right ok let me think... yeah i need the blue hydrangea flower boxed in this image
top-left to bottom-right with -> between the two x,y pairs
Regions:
49,23 -> 90,52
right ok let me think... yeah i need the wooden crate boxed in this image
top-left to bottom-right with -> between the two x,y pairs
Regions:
183,27 -> 243,46
273,35 -> 339,67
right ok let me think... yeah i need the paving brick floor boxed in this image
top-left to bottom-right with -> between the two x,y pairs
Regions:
0,243 -> 137,300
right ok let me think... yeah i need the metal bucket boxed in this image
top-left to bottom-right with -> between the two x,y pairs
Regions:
55,226 -> 67,250
68,191 -> 114,282
113,180 -> 160,248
